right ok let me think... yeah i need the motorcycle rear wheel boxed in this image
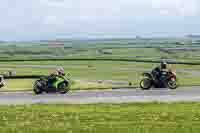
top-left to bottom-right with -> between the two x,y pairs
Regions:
33,80 -> 44,95
140,78 -> 152,90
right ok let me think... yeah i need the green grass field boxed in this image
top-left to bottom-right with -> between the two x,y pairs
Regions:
0,103 -> 200,133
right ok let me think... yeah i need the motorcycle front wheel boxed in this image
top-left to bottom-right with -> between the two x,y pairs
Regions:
58,82 -> 69,94
167,79 -> 178,89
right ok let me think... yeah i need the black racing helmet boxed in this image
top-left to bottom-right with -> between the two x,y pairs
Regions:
161,60 -> 167,69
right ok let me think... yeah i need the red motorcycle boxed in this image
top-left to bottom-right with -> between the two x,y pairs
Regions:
140,71 -> 178,90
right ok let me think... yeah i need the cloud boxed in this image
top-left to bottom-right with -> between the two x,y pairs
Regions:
0,0 -> 200,40
151,0 -> 199,16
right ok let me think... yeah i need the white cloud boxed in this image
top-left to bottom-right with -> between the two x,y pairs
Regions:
151,0 -> 199,16
0,0 -> 200,40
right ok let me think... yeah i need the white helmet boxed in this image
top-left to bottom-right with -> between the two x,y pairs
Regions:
56,67 -> 65,76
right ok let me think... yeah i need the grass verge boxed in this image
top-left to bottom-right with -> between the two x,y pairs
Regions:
2,79 -> 114,91
0,103 -> 200,132
1,61 -> 200,91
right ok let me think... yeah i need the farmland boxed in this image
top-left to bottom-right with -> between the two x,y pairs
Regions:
0,38 -> 200,62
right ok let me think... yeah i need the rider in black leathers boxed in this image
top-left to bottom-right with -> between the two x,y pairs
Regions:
151,61 -> 168,81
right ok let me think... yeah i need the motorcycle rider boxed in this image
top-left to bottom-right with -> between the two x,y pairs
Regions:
151,60 -> 168,81
48,67 -> 65,88
0,75 -> 5,88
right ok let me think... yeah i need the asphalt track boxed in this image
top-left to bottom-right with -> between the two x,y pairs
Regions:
0,87 -> 200,105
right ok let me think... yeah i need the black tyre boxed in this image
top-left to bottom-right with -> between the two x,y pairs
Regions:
58,82 -> 69,94
167,79 -> 178,89
0,84 -> 3,88
33,80 -> 43,95
140,78 -> 152,90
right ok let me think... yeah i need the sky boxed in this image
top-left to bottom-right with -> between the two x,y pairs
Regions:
0,0 -> 200,41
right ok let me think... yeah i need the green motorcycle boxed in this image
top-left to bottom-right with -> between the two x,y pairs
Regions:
33,75 -> 70,95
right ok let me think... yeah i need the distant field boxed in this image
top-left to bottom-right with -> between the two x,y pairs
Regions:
0,103 -> 200,133
0,39 -> 200,62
